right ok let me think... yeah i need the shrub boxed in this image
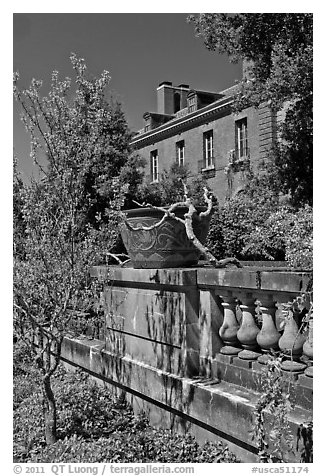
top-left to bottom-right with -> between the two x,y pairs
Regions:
284,205 -> 312,268
14,362 -> 239,463
240,206 -> 293,261
206,187 -> 282,261
13,341 -> 41,408
29,429 -> 238,463
53,368 -> 144,440
206,182 -> 312,267
241,204 -> 313,268
14,391 -> 46,461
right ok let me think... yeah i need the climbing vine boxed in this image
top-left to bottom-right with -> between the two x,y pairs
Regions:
251,353 -> 295,462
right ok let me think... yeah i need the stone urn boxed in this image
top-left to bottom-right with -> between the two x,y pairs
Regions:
119,206 -> 212,269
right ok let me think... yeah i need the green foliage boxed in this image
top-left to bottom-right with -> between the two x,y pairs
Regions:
13,341 -> 41,407
206,170 -> 312,267
241,204 -> 312,268
188,13 -> 312,108
206,178 -> 282,261
188,13 -> 312,206
134,163 -> 211,208
273,97 -> 313,206
251,354 -> 295,463
283,205 -> 313,269
53,369 -> 141,440
119,153 -> 146,209
251,297 -> 313,463
14,361 -> 239,463
13,53 -> 140,250
28,433 -> 238,463
296,421 -> 313,463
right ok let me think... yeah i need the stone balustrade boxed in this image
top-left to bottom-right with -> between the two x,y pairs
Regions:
213,288 -> 310,371
196,267 -> 313,408
89,265 -> 312,385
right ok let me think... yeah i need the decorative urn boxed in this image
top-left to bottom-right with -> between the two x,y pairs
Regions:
119,206 -> 212,269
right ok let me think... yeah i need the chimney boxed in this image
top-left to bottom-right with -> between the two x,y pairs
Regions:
177,84 -> 190,109
157,81 -> 175,115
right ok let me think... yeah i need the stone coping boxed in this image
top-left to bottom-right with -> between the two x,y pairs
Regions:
196,268 -> 312,293
90,265 -> 312,294
89,266 -> 198,286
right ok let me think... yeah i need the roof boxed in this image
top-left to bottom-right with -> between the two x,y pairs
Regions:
131,94 -> 235,148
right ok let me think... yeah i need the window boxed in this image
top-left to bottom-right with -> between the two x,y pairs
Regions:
235,118 -> 248,159
188,96 -> 196,113
150,150 -> 159,182
203,130 -> 214,168
176,140 -> 185,166
144,124 -> 151,132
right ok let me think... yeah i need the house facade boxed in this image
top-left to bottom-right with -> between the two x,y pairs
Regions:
130,77 -> 278,201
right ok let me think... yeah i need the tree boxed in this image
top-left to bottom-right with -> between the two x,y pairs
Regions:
188,13 -> 313,206
13,155 -> 26,259
13,54 -> 138,444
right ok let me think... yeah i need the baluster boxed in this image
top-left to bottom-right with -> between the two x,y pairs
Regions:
256,294 -> 280,365
278,307 -> 307,374
237,292 -> 261,360
303,318 -> 313,378
218,292 -> 241,355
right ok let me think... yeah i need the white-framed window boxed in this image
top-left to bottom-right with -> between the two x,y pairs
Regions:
203,130 -> 214,168
150,150 -> 159,182
176,140 -> 185,166
235,118 -> 248,159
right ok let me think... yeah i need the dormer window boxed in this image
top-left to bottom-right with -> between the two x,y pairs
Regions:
188,95 -> 197,113
143,112 -> 151,133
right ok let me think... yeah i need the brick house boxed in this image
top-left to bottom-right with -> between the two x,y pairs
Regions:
130,73 -> 279,202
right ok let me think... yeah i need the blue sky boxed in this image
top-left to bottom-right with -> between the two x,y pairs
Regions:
13,13 -> 242,180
